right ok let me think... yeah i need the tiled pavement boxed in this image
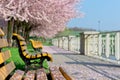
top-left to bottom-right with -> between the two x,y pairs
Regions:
43,46 -> 120,80
43,46 -> 74,54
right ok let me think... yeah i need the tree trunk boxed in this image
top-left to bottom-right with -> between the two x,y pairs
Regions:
13,20 -> 19,33
7,18 -> 14,47
12,20 -> 19,47
24,22 -> 32,44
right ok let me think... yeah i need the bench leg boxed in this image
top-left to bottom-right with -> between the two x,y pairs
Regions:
39,58 -> 46,68
24,59 -> 30,65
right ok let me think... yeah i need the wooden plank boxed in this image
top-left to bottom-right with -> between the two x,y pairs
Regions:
36,68 -> 48,80
19,41 -> 26,46
24,70 -> 35,80
0,50 -> 11,64
50,66 -> 66,80
0,28 -> 5,37
21,46 -> 27,51
0,39 -> 8,48
0,61 -> 16,80
30,39 -> 43,49
10,70 -> 25,80
59,67 -> 74,80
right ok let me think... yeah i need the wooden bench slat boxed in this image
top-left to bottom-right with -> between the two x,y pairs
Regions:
30,39 -> 43,49
24,70 -> 35,80
0,39 -> 8,48
10,70 -> 25,80
59,67 -> 74,80
50,66 -> 66,80
0,28 -> 5,37
21,46 -> 27,51
36,68 -> 48,80
19,41 -> 26,46
0,61 -> 16,80
0,50 -> 11,64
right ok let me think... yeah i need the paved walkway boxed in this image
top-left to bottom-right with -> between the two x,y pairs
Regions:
43,46 -> 74,54
43,46 -> 120,80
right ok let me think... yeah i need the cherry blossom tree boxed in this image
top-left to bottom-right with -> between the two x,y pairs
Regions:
29,0 -> 83,38
0,0 -> 83,45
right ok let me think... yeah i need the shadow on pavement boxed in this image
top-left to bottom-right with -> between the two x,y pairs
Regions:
65,61 -> 120,67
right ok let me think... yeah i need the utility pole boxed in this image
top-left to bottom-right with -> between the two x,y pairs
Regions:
98,20 -> 101,31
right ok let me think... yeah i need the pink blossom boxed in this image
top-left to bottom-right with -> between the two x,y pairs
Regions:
0,0 -> 83,37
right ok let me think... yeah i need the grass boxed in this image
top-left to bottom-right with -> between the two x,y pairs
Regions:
3,47 -> 25,70
3,45 -> 49,72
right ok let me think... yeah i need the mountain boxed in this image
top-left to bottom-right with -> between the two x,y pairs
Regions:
69,27 -> 96,31
55,27 -> 96,37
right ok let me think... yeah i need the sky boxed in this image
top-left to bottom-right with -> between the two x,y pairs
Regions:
67,0 -> 120,31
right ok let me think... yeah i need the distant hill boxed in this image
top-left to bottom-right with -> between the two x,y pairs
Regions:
69,27 -> 96,31
55,27 -> 96,37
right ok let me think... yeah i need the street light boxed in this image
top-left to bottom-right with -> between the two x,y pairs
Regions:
98,20 -> 101,31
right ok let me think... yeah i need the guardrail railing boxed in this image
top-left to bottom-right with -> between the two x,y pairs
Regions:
52,31 -> 120,64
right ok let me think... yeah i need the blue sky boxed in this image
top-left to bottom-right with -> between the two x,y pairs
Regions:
67,0 -> 120,31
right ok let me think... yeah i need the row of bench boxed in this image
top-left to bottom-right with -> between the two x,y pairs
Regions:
0,28 -> 74,80
0,50 -> 72,79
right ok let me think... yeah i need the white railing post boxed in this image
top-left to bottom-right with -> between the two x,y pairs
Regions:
87,35 -> 92,55
115,32 -> 120,60
59,38 -> 62,48
84,35 -> 88,55
106,34 -> 110,58
62,37 -> 65,49
64,37 -> 68,50
58,38 -> 59,47
69,36 -> 72,51
98,34 -> 102,56
68,36 -> 71,51
68,36 -> 70,51
80,33 -> 85,55
93,35 -> 99,55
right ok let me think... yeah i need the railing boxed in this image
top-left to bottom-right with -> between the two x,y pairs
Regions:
52,31 -> 120,64
52,35 -> 80,53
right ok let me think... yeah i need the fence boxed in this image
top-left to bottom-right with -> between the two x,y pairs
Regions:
52,31 -> 120,64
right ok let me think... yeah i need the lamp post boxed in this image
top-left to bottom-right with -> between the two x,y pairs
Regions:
98,20 -> 101,31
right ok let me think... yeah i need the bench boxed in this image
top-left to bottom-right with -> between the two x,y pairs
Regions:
30,39 -> 43,52
0,28 -> 74,80
0,28 -> 25,80
50,66 -> 74,80
12,33 -> 53,68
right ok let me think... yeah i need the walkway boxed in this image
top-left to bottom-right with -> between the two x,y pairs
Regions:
43,46 -> 120,80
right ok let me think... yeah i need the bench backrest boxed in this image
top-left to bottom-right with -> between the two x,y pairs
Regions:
12,33 -> 29,61
30,39 -> 43,52
30,39 -> 43,49
0,28 -> 16,80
